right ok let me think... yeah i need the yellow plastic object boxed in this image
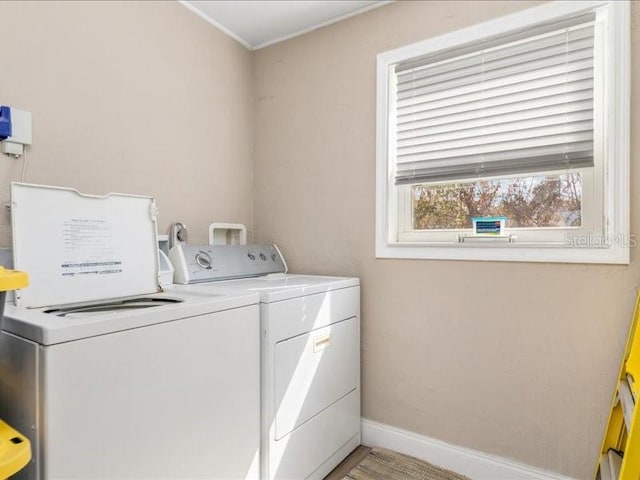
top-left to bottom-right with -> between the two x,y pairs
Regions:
0,267 -> 27,292
0,419 -> 31,479
595,292 -> 640,479
0,266 -> 30,478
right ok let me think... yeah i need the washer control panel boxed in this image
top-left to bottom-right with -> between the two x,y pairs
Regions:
169,244 -> 286,284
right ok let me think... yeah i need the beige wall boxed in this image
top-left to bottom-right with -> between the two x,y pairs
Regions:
253,1 -> 640,478
0,1 -> 253,245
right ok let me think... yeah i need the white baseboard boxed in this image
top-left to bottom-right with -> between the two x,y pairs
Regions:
361,419 -> 577,480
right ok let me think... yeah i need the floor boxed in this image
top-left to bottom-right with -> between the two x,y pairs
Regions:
323,445 -> 372,480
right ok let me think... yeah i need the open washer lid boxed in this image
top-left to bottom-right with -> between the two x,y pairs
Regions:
11,183 -> 161,308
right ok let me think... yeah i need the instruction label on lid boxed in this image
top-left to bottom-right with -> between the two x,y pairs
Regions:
11,183 -> 160,308
62,218 -> 121,277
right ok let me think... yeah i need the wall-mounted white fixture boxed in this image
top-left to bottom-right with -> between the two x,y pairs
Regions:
208,222 -> 247,245
0,106 -> 32,157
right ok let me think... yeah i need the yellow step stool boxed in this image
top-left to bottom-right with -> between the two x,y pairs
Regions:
0,419 -> 31,480
595,292 -> 640,479
0,267 -> 30,479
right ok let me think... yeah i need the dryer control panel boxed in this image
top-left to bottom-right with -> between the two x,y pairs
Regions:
169,244 -> 286,284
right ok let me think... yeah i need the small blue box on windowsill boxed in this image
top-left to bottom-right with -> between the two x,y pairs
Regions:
0,106 -> 11,141
472,216 -> 507,236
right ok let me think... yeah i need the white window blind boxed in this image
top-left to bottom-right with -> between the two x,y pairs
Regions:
393,14 -> 595,185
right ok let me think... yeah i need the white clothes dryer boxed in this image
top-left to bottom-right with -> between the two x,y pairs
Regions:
170,244 -> 361,480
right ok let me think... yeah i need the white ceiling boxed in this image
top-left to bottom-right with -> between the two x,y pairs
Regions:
180,1 -> 391,50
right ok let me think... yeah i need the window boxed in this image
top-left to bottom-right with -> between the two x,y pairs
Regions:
376,1 -> 629,263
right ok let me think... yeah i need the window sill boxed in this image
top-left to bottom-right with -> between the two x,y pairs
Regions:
375,242 -> 630,264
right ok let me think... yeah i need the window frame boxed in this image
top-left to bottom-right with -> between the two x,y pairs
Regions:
375,0 -> 630,264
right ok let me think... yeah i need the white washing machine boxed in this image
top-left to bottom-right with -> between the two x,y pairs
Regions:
0,288 -> 261,480
0,184 -> 262,480
170,244 -> 361,480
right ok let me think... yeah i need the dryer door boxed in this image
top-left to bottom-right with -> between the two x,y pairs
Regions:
274,316 -> 358,439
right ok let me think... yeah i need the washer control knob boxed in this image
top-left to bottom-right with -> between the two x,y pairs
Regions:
195,251 -> 213,270
259,253 -> 267,261
248,252 -> 256,261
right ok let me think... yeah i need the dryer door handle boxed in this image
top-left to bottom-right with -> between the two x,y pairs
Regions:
313,334 -> 332,353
